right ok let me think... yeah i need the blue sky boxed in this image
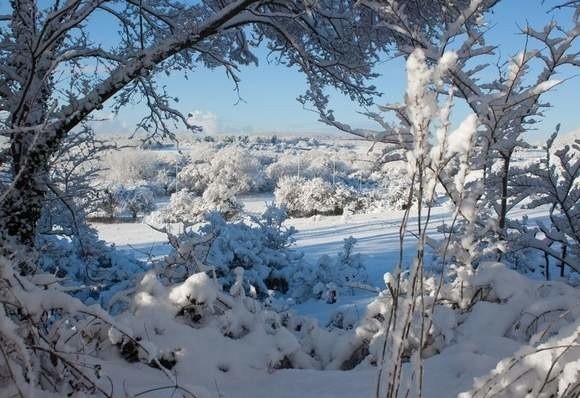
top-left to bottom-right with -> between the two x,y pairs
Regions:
10,1 -> 578,139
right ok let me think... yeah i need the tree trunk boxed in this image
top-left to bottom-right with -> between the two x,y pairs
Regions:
0,0 -> 59,249
0,165 -> 45,247
0,117 -> 58,250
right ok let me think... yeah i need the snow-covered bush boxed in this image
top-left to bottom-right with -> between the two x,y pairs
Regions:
93,183 -> 158,220
101,149 -> 178,196
379,165 -> 413,210
163,205 -> 301,295
150,185 -> 243,227
510,133 -> 580,277
177,162 -> 210,194
345,262 -> 580,395
266,153 -> 302,182
289,237 -> 367,303
110,267 -> 360,377
37,227 -> 144,307
150,189 -> 201,226
0,254 -> 180,397
176,147 -> 267,196
117,185 -> 156,219
295,177 -> 337,215
162,204 -> 370,305
201,182 -> 244,220
275,176 -> 360,217
273,176 -> 304,215
209,147 -> 266,194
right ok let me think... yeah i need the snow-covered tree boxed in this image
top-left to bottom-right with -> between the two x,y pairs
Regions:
94,184 -> 122,219
100,148 -> 178,195
314,3 -> 579,395
510,130 -> 580,275
375,164 -> 414,210
317,42 -> 480,397
291,236 -> 367,304
199,182 -> 244,220
40,126 -> 114,236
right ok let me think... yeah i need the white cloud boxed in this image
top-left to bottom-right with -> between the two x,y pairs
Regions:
90,111 -> 131,134
187,110 -> 218,135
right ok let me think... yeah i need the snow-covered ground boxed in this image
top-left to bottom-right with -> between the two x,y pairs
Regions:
89,199 -> 580,398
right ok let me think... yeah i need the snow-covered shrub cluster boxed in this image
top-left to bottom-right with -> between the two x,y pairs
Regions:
0,255 -> 181,398
96,139 -> 413,220
274,172 -> 412,217
149,185 -> 243,227
290,237 -> 368,304
88,148 -> 181,220
162,205 -> 302,296
37,229 -> 144,308
275,176 -> 361,217
160,205 -> 369,304
101,148 -> 178,195
177,147 -> 267,195
343,262 -> 580,396
2,238 -> 360,398
111,267 -> 360,377
93,183 -> 157,219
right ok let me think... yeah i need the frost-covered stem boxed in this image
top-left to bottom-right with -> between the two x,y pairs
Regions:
29,345 -> 113,397
375,171 -> 416,398
560,245 -> 567,278
497,151 -> 512,248
536,340 -> 573,395
0,341 -> 27,398
544,247 -> 551,281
